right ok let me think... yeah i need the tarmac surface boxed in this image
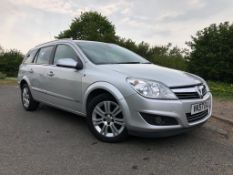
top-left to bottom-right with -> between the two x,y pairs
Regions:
0,85 -> 232,175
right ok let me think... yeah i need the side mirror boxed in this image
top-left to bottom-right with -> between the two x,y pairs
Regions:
56,58 -> 83,70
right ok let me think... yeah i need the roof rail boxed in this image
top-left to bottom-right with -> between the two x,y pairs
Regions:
34,38 -> 73,48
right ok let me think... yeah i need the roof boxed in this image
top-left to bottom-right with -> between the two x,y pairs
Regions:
33,39 -> 113,49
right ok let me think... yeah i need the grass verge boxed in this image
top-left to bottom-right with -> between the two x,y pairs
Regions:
0,77 -> 17,85
208,81 -> 233,100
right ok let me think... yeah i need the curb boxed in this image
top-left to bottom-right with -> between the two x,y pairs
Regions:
212,115 -> 233,125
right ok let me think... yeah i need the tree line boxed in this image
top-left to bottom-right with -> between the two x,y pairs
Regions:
0,11 -> 232,83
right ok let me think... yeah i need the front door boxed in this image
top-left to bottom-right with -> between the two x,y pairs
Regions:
43,44 -> 83,112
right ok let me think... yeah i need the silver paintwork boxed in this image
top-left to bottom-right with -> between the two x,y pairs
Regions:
18,39 -> 213,136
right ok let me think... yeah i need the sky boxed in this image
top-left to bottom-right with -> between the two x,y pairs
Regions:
1,0 -> 233,53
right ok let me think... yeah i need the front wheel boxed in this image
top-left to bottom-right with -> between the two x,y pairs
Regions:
86,93 -> 128,142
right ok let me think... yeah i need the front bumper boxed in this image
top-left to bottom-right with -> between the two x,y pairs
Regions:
121,92 -> 212,137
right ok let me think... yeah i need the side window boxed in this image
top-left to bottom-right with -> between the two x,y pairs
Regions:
54,45 -> 77,65
24,50 -> 37,64
36,46 -> 53,64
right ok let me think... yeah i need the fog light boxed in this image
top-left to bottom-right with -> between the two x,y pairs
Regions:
154,116 -> 162,124
140,112 -> 178,126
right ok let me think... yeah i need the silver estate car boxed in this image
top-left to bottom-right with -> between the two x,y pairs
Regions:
18,39 -> 212,142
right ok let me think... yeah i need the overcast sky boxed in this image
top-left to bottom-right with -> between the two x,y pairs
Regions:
1,0 -> 233,53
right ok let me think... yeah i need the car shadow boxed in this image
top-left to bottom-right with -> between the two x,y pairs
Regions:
36,103 -> 197,145
37,103 -> 86,123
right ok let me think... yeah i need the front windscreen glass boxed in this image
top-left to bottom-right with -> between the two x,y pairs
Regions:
76,41 -> 150,65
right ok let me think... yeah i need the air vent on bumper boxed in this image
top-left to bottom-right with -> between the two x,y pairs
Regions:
186,110 -> 209,123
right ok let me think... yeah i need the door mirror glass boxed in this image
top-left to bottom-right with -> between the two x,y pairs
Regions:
56,58 -> 83,70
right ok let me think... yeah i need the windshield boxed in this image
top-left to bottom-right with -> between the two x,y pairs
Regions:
76,41 -> 150,64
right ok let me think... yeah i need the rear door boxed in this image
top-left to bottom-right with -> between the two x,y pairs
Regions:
30,46 -> 55,101
18,49 -> 38,95
43,44 -> 84,112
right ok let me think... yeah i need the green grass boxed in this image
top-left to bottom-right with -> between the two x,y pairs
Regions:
208,81 -> 233,100
0,77 -> 17,85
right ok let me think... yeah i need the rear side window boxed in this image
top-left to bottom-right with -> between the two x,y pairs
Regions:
53,45 -> 77,64
24,50 -> 37,64
35,46 -> 53,64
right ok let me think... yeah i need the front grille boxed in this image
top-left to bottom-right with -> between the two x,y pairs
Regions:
186,110 -> 208,123
140,113 -> 178,126
174,92 -> 200,99
172,84 -> 207,100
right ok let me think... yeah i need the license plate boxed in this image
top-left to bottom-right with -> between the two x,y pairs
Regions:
191,100 -> 210,115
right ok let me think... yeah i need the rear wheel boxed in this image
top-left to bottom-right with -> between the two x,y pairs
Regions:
87,93 -> 128,142
21,84 -> 39,111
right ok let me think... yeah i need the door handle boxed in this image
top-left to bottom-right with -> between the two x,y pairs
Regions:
29,68 -> 34,73
47,71 -> 54,77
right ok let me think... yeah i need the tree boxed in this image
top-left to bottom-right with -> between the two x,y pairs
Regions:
56,11 -> 117,42
56,11 -> 188,71
136,42 -> 150,58
116,38 -> 138,53
187,22 -> 233,83
0,45 -> 3,55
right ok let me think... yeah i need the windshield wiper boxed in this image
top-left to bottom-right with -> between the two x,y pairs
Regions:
115,62 -> 142,64
116,62 -> 152,64
98,61 -> 152,65
141,62 -> 152,64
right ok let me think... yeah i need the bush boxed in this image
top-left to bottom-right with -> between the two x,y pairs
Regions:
0,49 -> 24,77
208,81 -> 233,99
187,22 -> 233,83
151,55 -> 188,71
0,72 -> 6,79
117,39 -> 188,71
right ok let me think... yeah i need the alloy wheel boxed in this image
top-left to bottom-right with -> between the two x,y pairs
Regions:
22,87 -> 30,108
92,101 -> 125,138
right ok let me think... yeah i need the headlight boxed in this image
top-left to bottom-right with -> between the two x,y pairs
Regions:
127,78 -> 177,99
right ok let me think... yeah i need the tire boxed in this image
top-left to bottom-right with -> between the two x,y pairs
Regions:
86,93 -> 128,143
21,84 -> 39,111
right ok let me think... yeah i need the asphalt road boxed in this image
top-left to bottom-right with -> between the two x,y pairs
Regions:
0,85 -> 233,175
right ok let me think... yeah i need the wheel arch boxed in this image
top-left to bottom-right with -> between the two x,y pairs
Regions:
19,76 -> 31,89
83,82 -> 125,114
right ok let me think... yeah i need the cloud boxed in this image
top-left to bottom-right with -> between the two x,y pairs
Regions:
9,0 -> 75,15
159,0 -> 231,22
1,0 -> 233,53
